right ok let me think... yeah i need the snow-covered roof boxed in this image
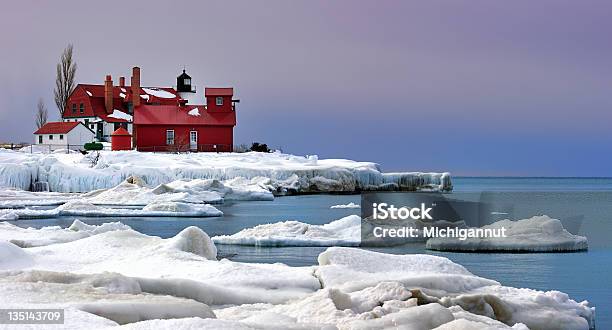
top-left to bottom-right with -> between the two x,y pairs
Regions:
108,110 -> 133,122
142,87 -> 176,99
188,108 -> 200,116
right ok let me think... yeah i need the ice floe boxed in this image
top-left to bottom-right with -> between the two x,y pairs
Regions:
0,221 -> 595,329
213,215 -> 361,247
0,219 -> 130,247
0,188 -> 78,208
0,149 -> 452,193
315,247 -> 594,330
330,202 -> 360,209
426,215 -> 588,252
0,200 -> 222,220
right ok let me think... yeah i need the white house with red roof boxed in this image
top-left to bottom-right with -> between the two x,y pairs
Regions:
33,122 -> 95,151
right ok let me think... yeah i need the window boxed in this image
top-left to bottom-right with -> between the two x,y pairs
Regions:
216,97 -> 223,106
38,136 -> 42,144
72,104 -> 77,114
166,130 -> 175,145
90,124 -> 94,129
184,78 -> 191,85
49,135 -> 53,140
79,103 -> 84,114
84,119 -> 89,125
59,135 -> 64,140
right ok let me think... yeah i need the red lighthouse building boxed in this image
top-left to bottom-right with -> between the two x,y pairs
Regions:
60,66 -> 238,152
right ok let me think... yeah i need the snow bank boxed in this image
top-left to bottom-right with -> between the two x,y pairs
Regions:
426,215 -> 589,252
213,215 -> 361,247
0,200 -> 222,220
0,219 -> 130,248
330,202 -> 360,209
0,149 -> 452,193
0,241 -> 34,269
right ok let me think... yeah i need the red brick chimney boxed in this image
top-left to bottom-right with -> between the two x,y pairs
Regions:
104,75 -> 113,114
131,67 -> 141,107
119,76 -> 125,87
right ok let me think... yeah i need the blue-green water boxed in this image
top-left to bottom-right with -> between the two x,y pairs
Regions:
7,177 -> 612,328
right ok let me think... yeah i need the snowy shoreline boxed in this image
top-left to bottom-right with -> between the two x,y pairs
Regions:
0,149 -> 452,194
0,220 -> 595,329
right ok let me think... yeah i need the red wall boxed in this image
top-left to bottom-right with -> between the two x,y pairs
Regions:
64,88 -> 94,118
205,95 -> 233,112
135,125 -> 233,152
111,134 -> 132,151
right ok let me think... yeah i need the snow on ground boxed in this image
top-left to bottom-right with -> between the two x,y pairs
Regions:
330,202 -> 360,209
426,215 -> 589,252
213,215 -> 361,247
0,149 -> 452,193
0,222 -> 595,329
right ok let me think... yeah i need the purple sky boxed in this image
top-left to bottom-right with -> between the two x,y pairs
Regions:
1,0 -> 611,176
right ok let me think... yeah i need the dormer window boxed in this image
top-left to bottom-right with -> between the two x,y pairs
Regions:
216,97 -> 223,106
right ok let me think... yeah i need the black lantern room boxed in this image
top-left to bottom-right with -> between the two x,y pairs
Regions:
177,69 -> 194,93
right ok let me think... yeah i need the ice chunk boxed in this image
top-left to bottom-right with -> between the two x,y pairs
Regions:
141,201 -> 223,217
1,200 -> 222,219
213,215 -> 361,247
0,270 -> 215,326
315,247 -> 594,330
330,202 -> 360,209
164,226 -> 217,260
347,303 -> 454,329
316,247 -> 495,293
0,219 -> 131,247
426,215 -> 588,252
1,227 -> 319,305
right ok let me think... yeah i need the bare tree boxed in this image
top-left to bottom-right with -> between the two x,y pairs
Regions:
35,98 -> 48,129
53,44 -> 77,116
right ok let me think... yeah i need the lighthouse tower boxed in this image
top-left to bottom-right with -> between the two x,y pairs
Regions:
176,69 -> 199,104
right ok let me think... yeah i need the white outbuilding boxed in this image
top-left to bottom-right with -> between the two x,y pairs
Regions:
33,121 -> 95,151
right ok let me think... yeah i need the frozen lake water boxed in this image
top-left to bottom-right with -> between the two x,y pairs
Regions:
6,177 -> 612,328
